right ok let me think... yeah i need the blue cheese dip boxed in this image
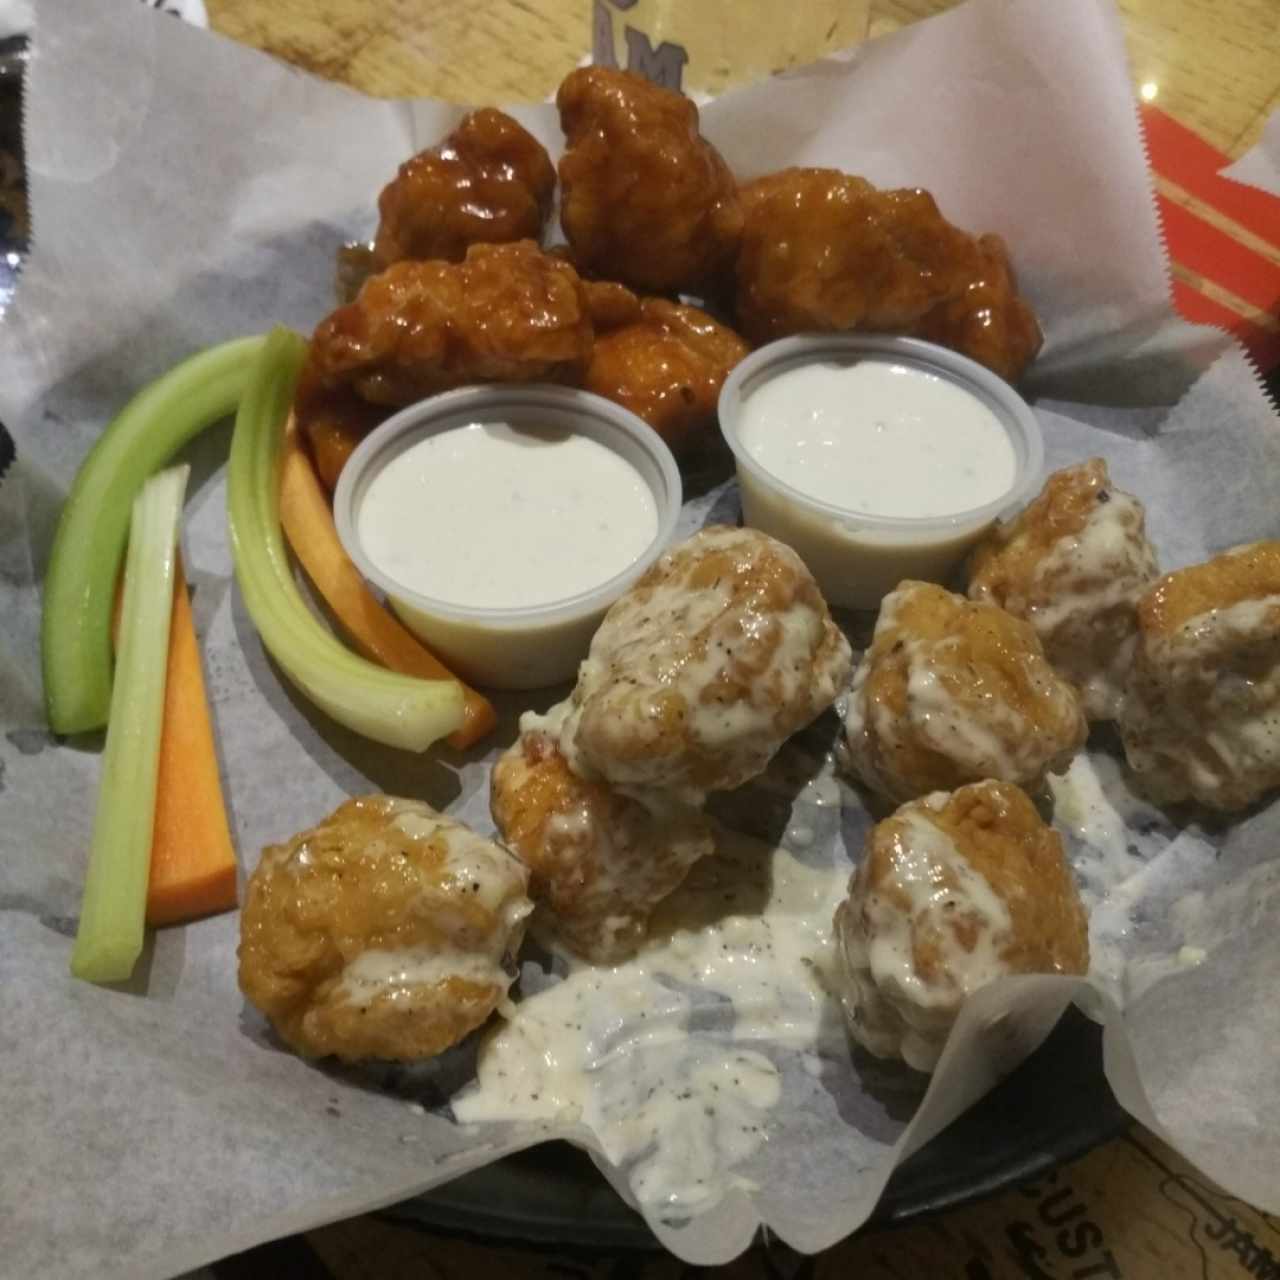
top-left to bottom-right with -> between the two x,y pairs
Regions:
719,347 -> 1040,609
738,360 -> 1016,519
356,421 -> 660,610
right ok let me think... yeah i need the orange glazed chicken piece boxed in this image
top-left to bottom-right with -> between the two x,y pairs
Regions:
302,241 -> 594,408
557,67 -> 743,294
584,297 -> 749,455
734,167 -> 1041,381
372,108 -> 556,270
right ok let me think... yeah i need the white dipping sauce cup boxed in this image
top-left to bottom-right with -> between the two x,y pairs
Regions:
334,385 -> 682,690
718,335 -> 1044,610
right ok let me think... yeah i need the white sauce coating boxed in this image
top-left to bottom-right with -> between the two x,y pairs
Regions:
339,945 -> 514,1007
320,802 -> 533,1009
901,661 -> 1027,779
548,525 -> 851,799
1030,491 -> 1156,634
1047,754 -> 1217,1004
834,803 -> 1014,1073
844,583 -> 1083,797
1023,490 -> 1157,721
738,361 -> 1017,519
454,778 -> 850,1221
357,421 -> 658,609
1122,589 -> 1280,809
390,808 -> 530,918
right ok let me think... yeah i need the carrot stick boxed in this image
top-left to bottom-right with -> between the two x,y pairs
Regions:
278,421 -> 497,750
145,558 -> 238,926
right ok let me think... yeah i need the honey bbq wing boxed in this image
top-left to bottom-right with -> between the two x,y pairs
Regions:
583,297 -> 749,455
577,276 -> 644,330
735,168 -> 1041,380
557,67 -> 744,294
292,372 -> 389,492
914,232 -> 1043,384
372,108 -> 556,270
302,241 -> 594,408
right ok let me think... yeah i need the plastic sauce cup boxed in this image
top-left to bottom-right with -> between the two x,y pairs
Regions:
334,385 -> 682,690
717,334 -> 1044,609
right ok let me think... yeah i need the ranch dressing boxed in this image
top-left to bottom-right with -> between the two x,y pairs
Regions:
357,421 -> 659,609
738,360 -> 1016,519
453,768 -> 851,1221
1047,753 -> 1216,1004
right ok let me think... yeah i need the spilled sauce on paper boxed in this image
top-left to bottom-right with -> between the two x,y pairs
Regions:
1048,752 -> 1218,1002
452,760 -> 850,1220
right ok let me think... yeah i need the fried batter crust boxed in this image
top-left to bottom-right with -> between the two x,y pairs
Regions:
735,168 -> 1041,380
372,108 -> 556,269
238,796 -> 530,1062
490,730 -> 715,963
303,242 -> 594,406
583,297 -> 748,454
557,67 -> 743,294
844,581 -> 1087,802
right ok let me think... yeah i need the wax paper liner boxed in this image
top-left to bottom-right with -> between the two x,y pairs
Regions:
1,0 -> 1278,1275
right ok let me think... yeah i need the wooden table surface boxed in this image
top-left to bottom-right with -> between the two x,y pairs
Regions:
189,2 -> 1280,1277
204,0 -> 1280,156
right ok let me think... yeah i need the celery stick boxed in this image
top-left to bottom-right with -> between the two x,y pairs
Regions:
71,465 -> 189,983
42,336 -> 265,736
227,328 -> 464,752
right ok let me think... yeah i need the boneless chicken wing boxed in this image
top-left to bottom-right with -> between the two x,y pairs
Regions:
557,67 -> 743,294
549,525 -> 853,798
734,168 -> 1041,380
579,276 -> 643,330
913,233 -> 1043,384
490,728 -> 715,962
1120,541 -> 1280,811
491,526 -> 850,960
969,459 -> 1159,721
833,780 -> 1089,1072
302,242 -> 594,407
372,108 -> 556,270
238,797 -> 531,1062
583,297 -> 750,455
843,581 -> 1086,803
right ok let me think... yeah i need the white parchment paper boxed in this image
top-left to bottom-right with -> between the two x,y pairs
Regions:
2,0 -> 1279,1275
